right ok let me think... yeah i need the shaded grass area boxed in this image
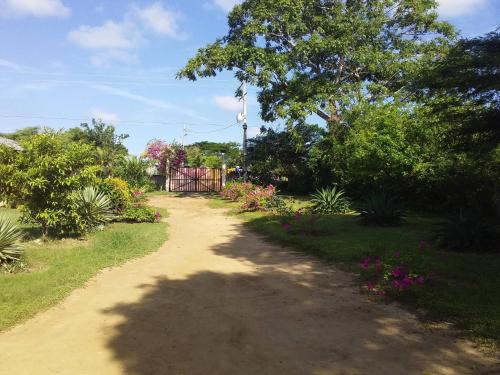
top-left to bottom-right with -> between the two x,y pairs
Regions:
0,207 -> 42,240
0,208 -> 168,331
208,197 -> 500,352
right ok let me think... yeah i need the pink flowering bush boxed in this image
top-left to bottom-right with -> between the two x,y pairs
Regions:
220,181 -> 255,201
131,189 -> 147,207
241,184 -> 277,211
359,243 -> 432,297
144,139 -> 186,172
220,182 -> 280,212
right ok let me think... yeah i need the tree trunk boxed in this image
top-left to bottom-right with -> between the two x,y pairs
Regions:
316,109 -> 342,137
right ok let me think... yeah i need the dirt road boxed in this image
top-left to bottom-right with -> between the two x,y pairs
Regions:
0,195 -> 497,374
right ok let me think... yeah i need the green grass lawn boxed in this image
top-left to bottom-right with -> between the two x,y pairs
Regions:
208,197 -> 500,353
0,208 -> 168,331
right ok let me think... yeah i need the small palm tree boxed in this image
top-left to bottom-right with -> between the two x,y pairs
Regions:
0,215 -> 23,264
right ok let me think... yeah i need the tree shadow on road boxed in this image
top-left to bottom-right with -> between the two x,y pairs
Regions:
102,215 -> 495,374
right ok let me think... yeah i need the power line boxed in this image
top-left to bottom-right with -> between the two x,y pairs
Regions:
187,124 -> 235,134
0,77 -> 234,88
0,114 -> 233,128
2,70 -> 235,82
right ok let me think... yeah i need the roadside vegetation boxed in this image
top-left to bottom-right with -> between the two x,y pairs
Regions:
181,0 -> 499,353
0,207 -> 167,330
211,182 -> 500,352
0,120 -> 169,331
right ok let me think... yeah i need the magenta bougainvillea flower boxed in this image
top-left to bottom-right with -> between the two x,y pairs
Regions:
359,257 -> 370,270
391,266 -> 403,278
282,223 -> 291,231
359,242 -> 430,298
419,240 -> 428,251
144,139 -> 186,171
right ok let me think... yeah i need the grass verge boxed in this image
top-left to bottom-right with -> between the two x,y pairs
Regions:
0,208 -> 168,331
208,197 -> 500,353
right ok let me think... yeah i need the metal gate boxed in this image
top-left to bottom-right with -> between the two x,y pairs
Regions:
169,167 -> 223,192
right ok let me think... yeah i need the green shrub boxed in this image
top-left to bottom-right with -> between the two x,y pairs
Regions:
121,206 -> 161,223
357,193 -> 404,226
0,215 -> 23,264
72,187 -> 115,232
436,209 -> 498,252
311,186 -> 350,214
265,195 -> 294,216
98,177 -> 131,213
0,133 -> 101,237
116,156 -> 153,190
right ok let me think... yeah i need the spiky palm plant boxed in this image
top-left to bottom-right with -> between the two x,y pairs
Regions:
311,186 -> 350,214
73,187 -> 114,231
0,215 -> 23,264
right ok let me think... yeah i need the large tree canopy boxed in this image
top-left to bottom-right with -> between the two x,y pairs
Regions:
416,30 -> 500,153
178,0 -> 454,134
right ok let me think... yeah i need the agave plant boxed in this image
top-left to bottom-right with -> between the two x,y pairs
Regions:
311,186 -> 350,214
0,215 -> 23,264
73,187 -> 115,231
357,193 -> 403,226
435,208 -> 497,252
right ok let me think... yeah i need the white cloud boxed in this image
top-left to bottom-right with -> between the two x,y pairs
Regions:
68,20 -> 140,50
438,0 -> 488,17
136,1 -> 183,38
214,96 -> 242,112
0,0 -> 70,17
92,84 -> 210,122
0,58 -> 22,70
212,0 -> 242,12
90,50 -> 138,67
68,2 -> 184,66
90,109 -> 119,124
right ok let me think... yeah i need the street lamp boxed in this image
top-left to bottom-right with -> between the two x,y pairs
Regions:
237,81 -> 248,182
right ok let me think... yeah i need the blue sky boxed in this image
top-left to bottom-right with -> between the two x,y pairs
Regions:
0,0 -> 499,155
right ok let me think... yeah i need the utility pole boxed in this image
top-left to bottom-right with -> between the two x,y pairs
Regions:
181,125 -> 187,147
241,81 -> 248,182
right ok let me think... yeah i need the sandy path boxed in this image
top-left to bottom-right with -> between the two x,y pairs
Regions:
0,195 -> 497,375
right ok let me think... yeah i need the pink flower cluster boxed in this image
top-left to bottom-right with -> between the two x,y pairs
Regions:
359,243 -> 430,297
220,182 -> 277,211
144,139 -> 186,171
132,190 -> 143,198
220,182 -> 255,201
281,211 -> 303,232
241,184 -> 276,211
